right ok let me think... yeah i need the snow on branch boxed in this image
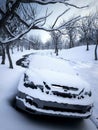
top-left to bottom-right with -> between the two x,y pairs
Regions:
20,0 -> 89,8
14,12 -> 29,27
0,0 -> 20,27
0,22 -> 34,44
0,0 -> 89,45
5,25 -> 15,37
20,0 -> 69,5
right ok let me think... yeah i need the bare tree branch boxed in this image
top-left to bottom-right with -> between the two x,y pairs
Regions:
14,12 -> 29,27
20,0 -> 89,8
20,3 -> 28,20
0,8 -> 5,15
0,22 -> 34,44
40,8 -> 49,26
1,0 -> 88,28
52,8 -> 70,28
20,0 -> 69,5
34,10 -> 53,26
5,25 -> 15,37
21,3 -> 35,20
64,2 -> 89,9
0,0 -> 20,27
57,16 -> 81,30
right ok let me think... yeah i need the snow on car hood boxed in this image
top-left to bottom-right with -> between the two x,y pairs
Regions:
26,68 -> 89,92
29,54 -> 75,75
27,54 -> 90,91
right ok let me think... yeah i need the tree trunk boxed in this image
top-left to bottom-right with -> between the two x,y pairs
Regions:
69,40 -> 74,48
55,48 -> 58,56
20,46 -> 23,52
69,42 -> 71,48
6,44 -> 13,69
17,44 -> 20,51
1,45 -> 6,64
72,40 -> 74,48
95,41 -> 98,60
28,43 -> 31,50
11,47 -> 14,54
55,42 -> 58,56
86,39 -> 89,51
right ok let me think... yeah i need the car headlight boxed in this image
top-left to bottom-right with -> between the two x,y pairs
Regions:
23,73 -> 50,93
84,91 -> 92,97
77,88 -> 92,99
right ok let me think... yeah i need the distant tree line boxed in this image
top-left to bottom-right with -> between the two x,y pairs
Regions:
43,13 -> 98,59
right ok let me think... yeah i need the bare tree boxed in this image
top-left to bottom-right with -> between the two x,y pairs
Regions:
65,19 -> 78,48
92,13 -> 98,60
0,3 -> 53,68
78,15 -> 93,50
57,16 -> 81,49
94,30 -> 98,60
29,35 -> 42,50
0,0 -> 88,68
50,31 -> 62,56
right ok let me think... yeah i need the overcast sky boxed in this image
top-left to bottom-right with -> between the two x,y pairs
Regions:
0,0 -> 98,43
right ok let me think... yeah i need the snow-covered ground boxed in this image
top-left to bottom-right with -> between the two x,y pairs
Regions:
59,45 -> 98,118
0,45 -> 98,130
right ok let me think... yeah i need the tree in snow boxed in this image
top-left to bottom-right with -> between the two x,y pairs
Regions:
63,18 -> 78,48
0,0 -> 88,68
77,15 -> 94,51
50,31 -> 62,56
57,16 -> 81,49
0,2 -> 53,68
28,35 -> 43,50
92,13 -> 98,60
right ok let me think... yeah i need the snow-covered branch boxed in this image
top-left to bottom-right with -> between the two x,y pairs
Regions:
5,25 -> 15,37
20,0 -> 69,5
14,12 -> 29,27
20,0 -> 89,8
0,1 -> 89,44
0,22 -> 34,44
0,0 -> 20,27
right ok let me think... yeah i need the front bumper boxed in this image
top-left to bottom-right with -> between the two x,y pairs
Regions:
16,93 -> 93,118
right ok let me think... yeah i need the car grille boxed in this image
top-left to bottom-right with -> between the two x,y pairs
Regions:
52,84 -> 78,91
52,91 -> 76,98
51,84 -> 78,98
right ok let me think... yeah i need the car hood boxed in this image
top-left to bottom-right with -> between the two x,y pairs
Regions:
26,68 -> 90,94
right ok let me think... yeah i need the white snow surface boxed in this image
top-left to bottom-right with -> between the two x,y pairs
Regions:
28,54 -> 90,90
0,45 -> 98,130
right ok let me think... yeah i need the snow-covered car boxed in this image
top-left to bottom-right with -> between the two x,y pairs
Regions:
16,54 -> 93,118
